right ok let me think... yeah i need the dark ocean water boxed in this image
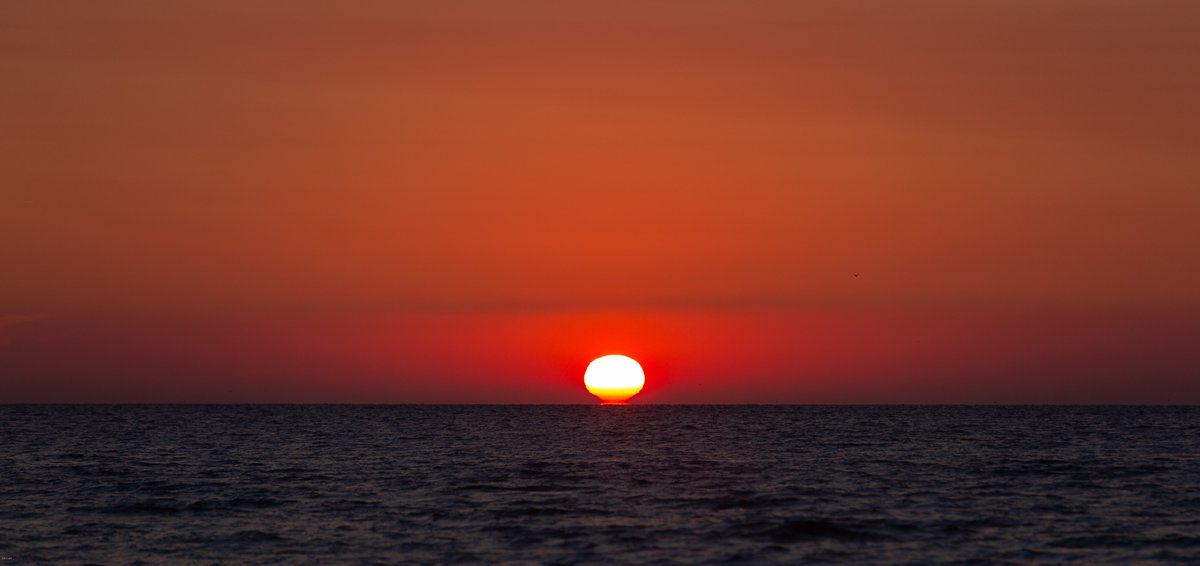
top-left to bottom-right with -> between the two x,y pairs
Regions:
3,405 -> 1199,564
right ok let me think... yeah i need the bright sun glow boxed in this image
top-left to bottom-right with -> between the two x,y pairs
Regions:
584,355 -> 645,404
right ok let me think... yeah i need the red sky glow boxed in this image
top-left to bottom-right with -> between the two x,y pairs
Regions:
2,1 -> 1198,403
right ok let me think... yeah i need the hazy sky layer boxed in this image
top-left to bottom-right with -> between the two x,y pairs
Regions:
2,1 -> 1198,401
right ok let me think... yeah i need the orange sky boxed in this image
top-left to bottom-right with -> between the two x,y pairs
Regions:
2,1 -> 1198,402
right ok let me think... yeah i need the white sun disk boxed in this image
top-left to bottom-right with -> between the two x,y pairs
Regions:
584,355 -> 645,403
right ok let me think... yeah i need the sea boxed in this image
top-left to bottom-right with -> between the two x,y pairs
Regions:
3,405 -> 1199,564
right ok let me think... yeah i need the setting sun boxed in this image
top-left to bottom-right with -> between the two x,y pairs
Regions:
584,355 -> 645,404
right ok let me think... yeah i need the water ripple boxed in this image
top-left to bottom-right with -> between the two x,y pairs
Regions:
2,405 -> 1199,563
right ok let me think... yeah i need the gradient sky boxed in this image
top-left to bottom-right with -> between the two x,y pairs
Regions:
2,1 -> 1198,402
